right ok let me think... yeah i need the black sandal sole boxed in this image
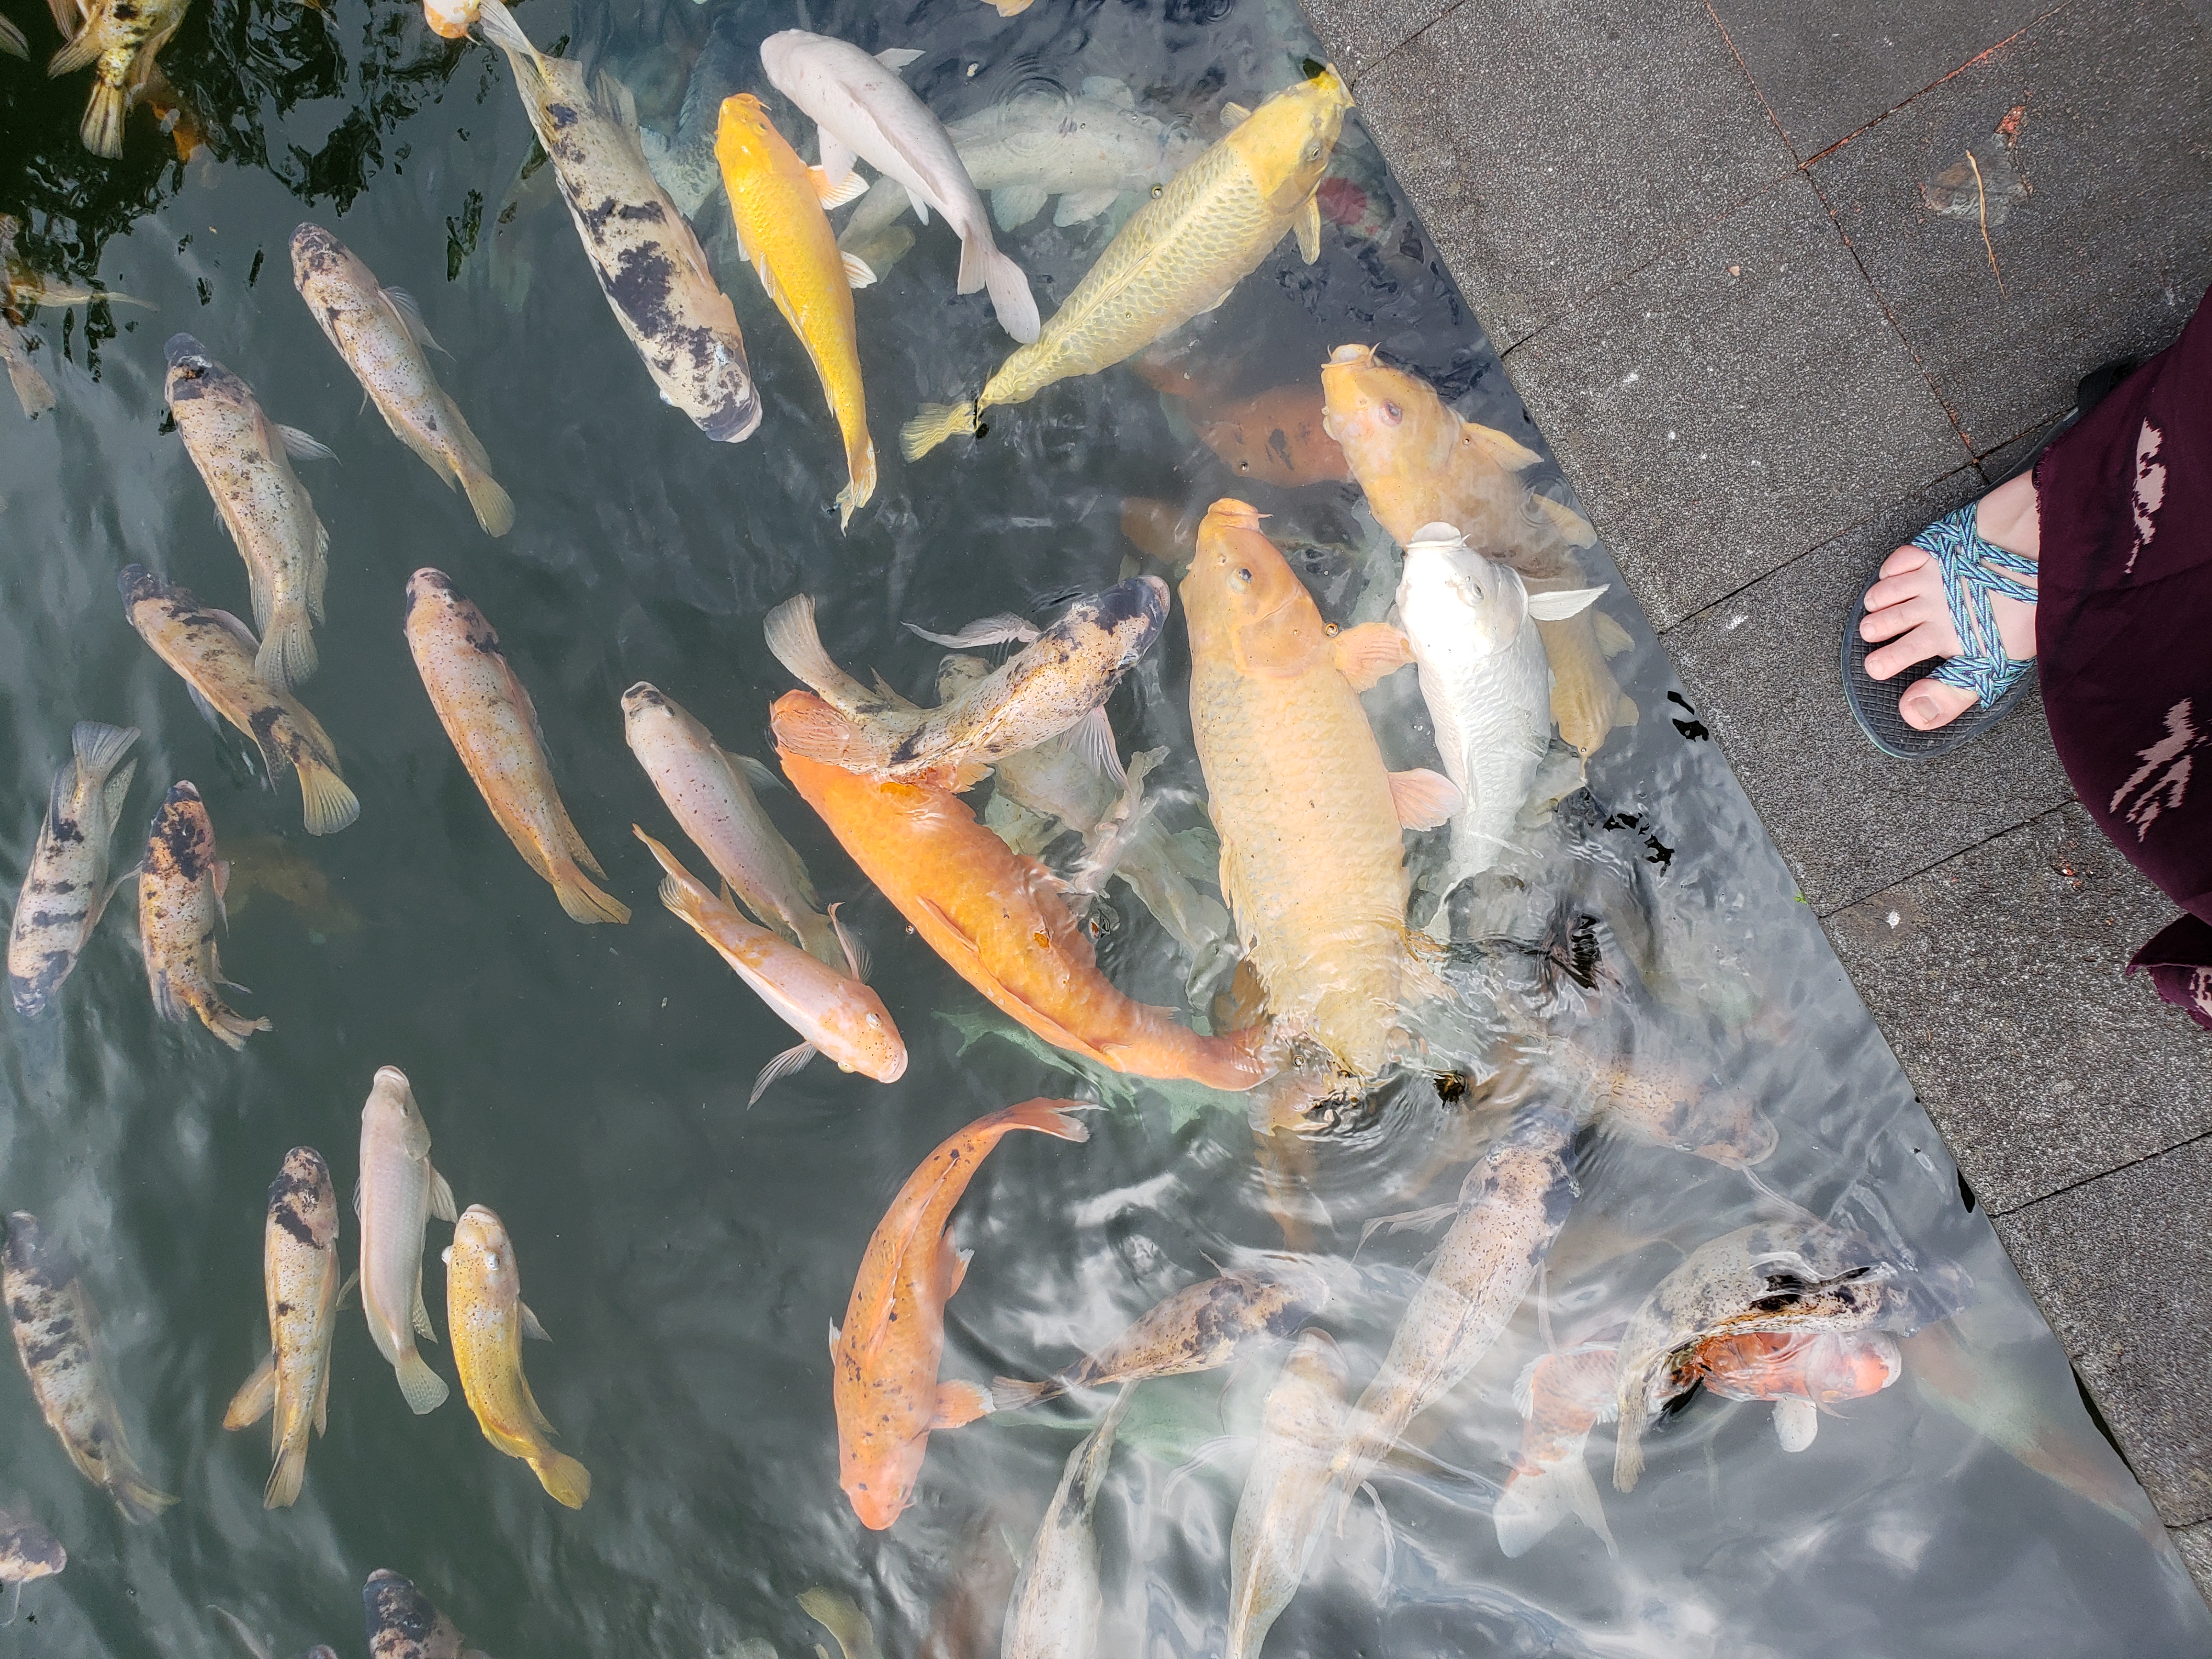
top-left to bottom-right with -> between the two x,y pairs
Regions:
1838,357 -> 2136,760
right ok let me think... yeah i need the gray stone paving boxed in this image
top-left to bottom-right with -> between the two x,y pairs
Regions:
1304,0 -> 2212,1596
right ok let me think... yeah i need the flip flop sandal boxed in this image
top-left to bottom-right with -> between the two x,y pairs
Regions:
1844,501 -> 2039,759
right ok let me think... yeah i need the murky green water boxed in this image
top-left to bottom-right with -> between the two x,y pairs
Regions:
3,0 -> 2208,1655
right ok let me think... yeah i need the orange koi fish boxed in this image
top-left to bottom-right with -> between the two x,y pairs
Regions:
772,694 -> 1272,1093
1688,1329 -> 1901,1452
1135,357 -> 1349,488
832,1099 -> 1091,1528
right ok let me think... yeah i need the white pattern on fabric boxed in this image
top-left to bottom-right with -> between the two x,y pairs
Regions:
2124,419 -> 2167,575
2192,968 -> 2212,1023
2110,698 -> 2202,841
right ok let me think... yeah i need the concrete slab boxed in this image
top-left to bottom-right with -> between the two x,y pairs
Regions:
1346,0 -> 1796,349
1505,174 -> 1967,628
1299,0 -> 1453,83
1996,1135 -> 2212,1525
1663,472 -> 2075,913
1808,0 -> 2212,453
1706,0 -> 2052,159
1825,802 -> 2212,1214
2175,1520 -> 2212,1602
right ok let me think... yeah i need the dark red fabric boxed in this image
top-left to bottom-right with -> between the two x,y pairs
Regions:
2035,295 -> 2212,1029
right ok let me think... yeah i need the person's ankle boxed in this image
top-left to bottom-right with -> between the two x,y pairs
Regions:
1973,471 -> 2041,563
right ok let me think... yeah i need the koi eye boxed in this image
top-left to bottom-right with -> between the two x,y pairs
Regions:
1380,400 -> 1403,426
865,1013 -> 881,1029
1235,568 -> 1252,583
1150,183 -> 1164,198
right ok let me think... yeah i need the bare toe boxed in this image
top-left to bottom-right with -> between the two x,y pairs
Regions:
1898,676 -> 1978,730
1878,544 -> 1932,582
1866,622 -> 1957,681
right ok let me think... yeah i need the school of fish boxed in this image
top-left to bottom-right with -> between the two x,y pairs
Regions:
0,3 -> 2085,1652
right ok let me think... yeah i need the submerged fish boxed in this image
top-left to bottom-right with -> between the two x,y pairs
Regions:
291,225 -> 514,538
714,93 -> 877,531
994,1263 -> 1328,1410
139,781 -> 272,1047
774,695 -> 1272,1091
8,720 -> 138,1016
1226,1330 -> 1348,1659
1319,345 -> 1634,754
2,328 -> 55,419
3,1212 -> 176,1523
832,1099 -> 1091,1528
1550,1037 -> 1778,1168
1492,1344 -> 1618,1559
1182,498 -> 1455,1078
1135,357 -> 1350,488
224,1148 -> 346,1508
760,29 -> 1038,344
1329,1106 -> 1577,1496
0,1508 -> 65,1620
1687,1329 -> 1902,1452
363,1569 -> 472,1659
163,333 -> 331,690
1398,523 -> 1603,924
902,67 -> 1351,460
918,1506 -> 1024,1659
45,0 -> 187,156
477,1 -> 759,443
1613,1222 -> 1939,1491
623,682 -> 839,966
120,566 -> 360,836
838,78 -> 1202,262
404,569 -> 628,926
764,577 -> 1167,783
635,827 -> 905,1102
420,0 -> 475,39
798,1587 -> 880,1659
357,1066 -> 459,1415
445,1205 -> 590,1508
999,1385 -> 1132,1659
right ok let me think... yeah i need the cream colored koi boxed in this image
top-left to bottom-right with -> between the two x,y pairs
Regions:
1180,497 -> 1456,1078
1000,1385 -> 1131,1659
356,1066 -> 458,1415
1226,1331 -> 1348,1659
120,567 -> 360,836
139,781 -> 271,1048
290,224 -> 514,537
635,827 -> 905,1103
3,1211 -> 176,1523
622,682 -> 838,967
163,332 -> 331,690
404,569 -> 628,925
223,1147 -> 346,1508
902,68 -> 1353,459
7,720 -> 137,1015
445,1205 -> 590,1508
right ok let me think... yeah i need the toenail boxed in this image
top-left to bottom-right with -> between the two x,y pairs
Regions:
1905,696 -> 1939,724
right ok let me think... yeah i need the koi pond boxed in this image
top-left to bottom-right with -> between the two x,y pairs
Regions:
2,0 -> 2207,1653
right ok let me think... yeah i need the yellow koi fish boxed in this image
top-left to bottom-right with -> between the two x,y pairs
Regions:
714,93 -> 877,529
1180,498 -> 1457,1077
445,1206 -> 590,1508
902,67 -> 1352,460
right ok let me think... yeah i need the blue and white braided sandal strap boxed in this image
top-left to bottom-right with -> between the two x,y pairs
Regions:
1914,503 -> 2039,707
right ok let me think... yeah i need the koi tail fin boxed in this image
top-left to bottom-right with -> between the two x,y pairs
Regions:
835,437 -> 877,533
1493,1455 -> 1616,1559
532,1449 -> 592,1509
255,603 -> 319,692
108,1467 -> 178,1526
552,857 -> 630,926
223,1350 -> 278,1430
963,237 -> 1039,344
394,1351 -> 449,1415
77,81 -> 128,159
900,400 -> 979,461
988,1374 -> 1066,1413
990,1097 -> 1094,1144
294,754 -> 360,837
762,597 -> 884,727
456,455 -> 515,539
211,1005 -> 276,1049
263,1434 -> 309,1509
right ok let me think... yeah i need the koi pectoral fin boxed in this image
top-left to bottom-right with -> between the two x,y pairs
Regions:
1334,622 -> 1414,691
931,1379 -> 993,1430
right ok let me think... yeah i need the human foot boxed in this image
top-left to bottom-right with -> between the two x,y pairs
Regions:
1859,471 -> 2041,731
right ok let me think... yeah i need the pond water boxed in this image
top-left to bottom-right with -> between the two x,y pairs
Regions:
2,0 -> 2208,1655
